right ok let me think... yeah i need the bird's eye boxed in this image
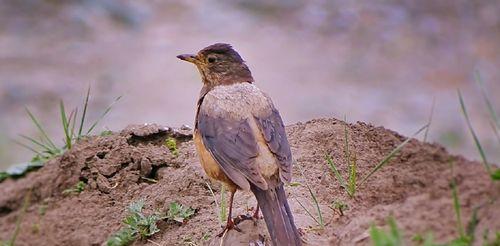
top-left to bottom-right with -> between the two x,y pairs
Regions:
207,57 -> 216,63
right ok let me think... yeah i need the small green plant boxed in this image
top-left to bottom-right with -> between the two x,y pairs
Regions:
62,181 -> 86,195
369,217 -> 403,246
326,122 -> 427,197
165,202 -> 196,224
343,120 -> 357,197
106,200 -> 161,246
324,121 -> 358,197
165,137 -> 179,157
2,87 -> 121,183
295,167 -> 324,229
330,199 -> 349,216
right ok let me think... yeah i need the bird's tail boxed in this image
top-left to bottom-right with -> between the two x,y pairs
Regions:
251,181 -> 302,246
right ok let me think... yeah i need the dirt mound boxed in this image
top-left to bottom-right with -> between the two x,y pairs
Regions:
0,118 -> 498,245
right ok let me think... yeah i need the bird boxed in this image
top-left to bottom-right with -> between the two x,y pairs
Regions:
177,43 -> 301,246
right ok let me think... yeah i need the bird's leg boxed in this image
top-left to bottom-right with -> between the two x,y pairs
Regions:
217,190 -> 241,237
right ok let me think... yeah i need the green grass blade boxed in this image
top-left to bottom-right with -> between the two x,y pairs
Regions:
299,168 -> 324,228
295,198 -> 321,226
25,108 -> 57,150
369,217 -> 403,246
423,97 -> 435,143
466,207 -> 479,241
325,155 -> 347,189
343,117 -> 357,197
69,108 -> 77,141
360,124 -> 428,185
306,182 -> 324,228
59,101 -> 72,149
78,85 -> 91,138
343,119 -> 351,174
347,153 -> 357,197
451,177 -> 464,238
86,95 -> 122,135
457,90 -> 492,175
19,135 -> 54,153
388,217 -> 403,245
12,139 -> 42,155
475,71 -> 499,128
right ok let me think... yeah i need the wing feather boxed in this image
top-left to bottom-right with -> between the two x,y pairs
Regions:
197,83 -> 293,190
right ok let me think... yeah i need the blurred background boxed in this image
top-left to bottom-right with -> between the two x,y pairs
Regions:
0,0 -> 499,169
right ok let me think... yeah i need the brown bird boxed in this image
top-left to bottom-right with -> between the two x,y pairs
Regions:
177,43 -> 301,246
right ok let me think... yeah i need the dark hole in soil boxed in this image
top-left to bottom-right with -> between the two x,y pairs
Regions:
79,176 -> 88,183
121,162 -> 129,169
0,206 -> 13,217
147,165 -> 162,180
127,131 -> 169,146
96,151 -> 107,159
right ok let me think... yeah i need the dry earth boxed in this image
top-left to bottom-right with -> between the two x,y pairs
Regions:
0,118 -> 498,245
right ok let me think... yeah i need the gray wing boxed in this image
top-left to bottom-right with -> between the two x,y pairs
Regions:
197,83 -> 293,190
198,114 -> 268,190
254,107 -> 293,183
198,106 -> 292,191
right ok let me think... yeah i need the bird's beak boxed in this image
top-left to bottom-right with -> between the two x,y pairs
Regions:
176,54 -> 198,64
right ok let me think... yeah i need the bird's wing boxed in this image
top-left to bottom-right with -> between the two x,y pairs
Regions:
197,83 -> 292,190
253,107 -> 293,183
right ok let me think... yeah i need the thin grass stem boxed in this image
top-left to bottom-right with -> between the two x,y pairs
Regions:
25,108 -> 57,150
86,95 -> 122,135
458,90 -> 492,175
59,101 -> 72,149
423,97 -> 435,142
299,167 -> 324,228
78,85 -> 91,138
325,155 -> 347,189
360,124 -> 428,185
474,71 -> 499,128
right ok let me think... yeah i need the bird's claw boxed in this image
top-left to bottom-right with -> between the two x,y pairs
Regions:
217,219 -> 242,237
235,214 -> 258,226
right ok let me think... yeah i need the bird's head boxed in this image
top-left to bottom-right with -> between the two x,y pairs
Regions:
177,43 -> 254,86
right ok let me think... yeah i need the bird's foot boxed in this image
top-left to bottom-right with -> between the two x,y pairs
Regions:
217,219 -> 242,237
235,212 -> 259,226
